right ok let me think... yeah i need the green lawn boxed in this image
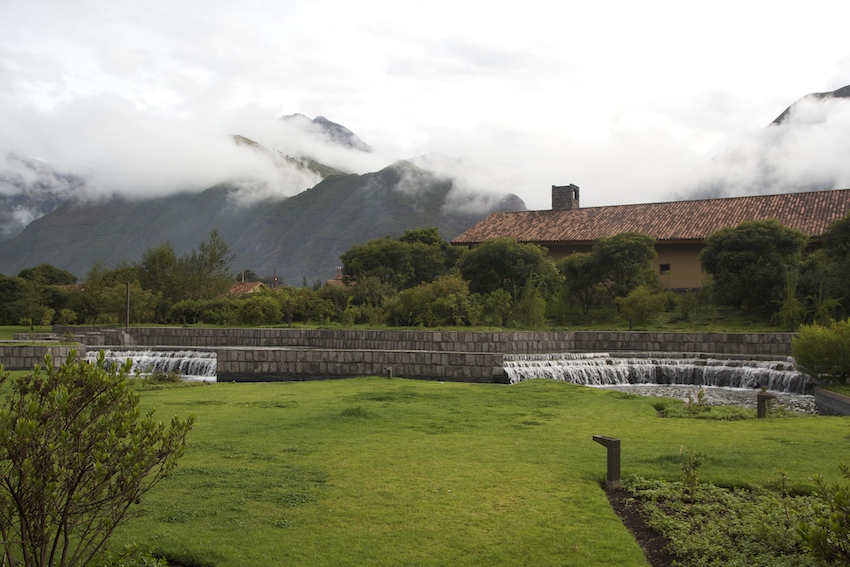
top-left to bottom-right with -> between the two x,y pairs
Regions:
106,378 -> 850,567
0,325 -> 54,340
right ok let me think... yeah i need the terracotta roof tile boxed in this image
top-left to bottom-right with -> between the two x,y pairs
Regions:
452,189 -> 850,245
228,281 -> 266,296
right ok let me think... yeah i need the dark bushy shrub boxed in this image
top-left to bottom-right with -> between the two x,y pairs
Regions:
792,320 -> 850,384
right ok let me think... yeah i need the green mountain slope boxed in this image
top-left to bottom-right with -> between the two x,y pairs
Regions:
0,160 -> 525,282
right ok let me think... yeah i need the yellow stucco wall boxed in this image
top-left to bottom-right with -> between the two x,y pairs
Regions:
542,241 -> 706,290
654,243 -> 705,289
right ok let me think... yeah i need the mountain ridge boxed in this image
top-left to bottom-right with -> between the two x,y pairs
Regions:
0,156 -> 525,281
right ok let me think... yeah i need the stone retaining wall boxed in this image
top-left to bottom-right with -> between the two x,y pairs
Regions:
216,348 -> 505,383
813,387 -> 850,416
53,326 -> 795,356
570,331 -> 794,356
50,326 -> 796,382
0,345 -> 85,371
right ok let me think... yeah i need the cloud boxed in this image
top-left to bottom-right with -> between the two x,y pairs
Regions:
0,96 -> 393,205
679,96 -> 850,199
3,0 -> 850,217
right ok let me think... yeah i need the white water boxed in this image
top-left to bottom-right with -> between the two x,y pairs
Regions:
503,352 -> 813,394
87,349 -> 217,381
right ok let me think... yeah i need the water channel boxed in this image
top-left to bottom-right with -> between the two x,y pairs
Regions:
87,348 -> 818,412
503,352 -> 816,412
87,348 -> 217,382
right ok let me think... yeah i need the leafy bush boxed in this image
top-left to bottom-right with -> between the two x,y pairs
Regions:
237,294 -> 282,325
615,284 -> 667,325
798,464 -> 850,565
792,320 -> 850,383
0,352 -> 194,567
678,290 -> 699,321
624,475 -> 820,566
387,274 -> 474,327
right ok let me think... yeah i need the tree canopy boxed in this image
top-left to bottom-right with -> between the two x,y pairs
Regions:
340,228 -> 458,290
592,232 -> 658,301
699,219 -> 808,311
455,238 -> 561,297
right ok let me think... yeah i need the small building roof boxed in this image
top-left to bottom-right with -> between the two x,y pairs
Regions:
452,188 -> 850,246
228,281 -> 266,296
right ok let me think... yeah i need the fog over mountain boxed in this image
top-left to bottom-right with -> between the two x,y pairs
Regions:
0,116 -> 527,280
0,113 -> 511,242
673,86 -> 850,200
3,87 -> 850,279
0,154 -> 86,240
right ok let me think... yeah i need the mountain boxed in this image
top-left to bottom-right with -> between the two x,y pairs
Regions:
0,155 -> 524,282
677,85 -> 850,201
280,114 -> 373,152
0,115 -> 525,281
0,154 -> 87,241
771,85 -> 850,125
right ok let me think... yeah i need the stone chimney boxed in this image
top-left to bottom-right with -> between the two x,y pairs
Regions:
552,184 -> 580,210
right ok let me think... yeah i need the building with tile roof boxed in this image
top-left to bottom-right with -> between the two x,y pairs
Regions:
228,281 -> 266,297
452,185 -> 850,290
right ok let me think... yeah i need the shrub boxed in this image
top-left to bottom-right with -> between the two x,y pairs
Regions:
237,294 -> 282,325
615,284 -> 667,325
792,320 -> 850,384
798,464 -> 850,565
679,290 -> 698,321
0,352 -> 194,567
625,475 -> 819,566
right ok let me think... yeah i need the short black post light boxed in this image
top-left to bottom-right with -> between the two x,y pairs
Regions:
592,435 -> 621,489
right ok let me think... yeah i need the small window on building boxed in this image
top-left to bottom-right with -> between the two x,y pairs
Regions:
660,264 -> 671,275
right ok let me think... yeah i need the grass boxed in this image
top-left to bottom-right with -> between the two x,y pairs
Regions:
102,378 -> 850,567
0,325 -> 53,340
821,383 -> 850,397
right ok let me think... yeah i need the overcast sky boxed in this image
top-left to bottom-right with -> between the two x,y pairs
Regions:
2,0 -> 850,210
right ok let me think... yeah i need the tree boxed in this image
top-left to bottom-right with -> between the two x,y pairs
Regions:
0,276 -> 27,324
592,232 -> 658,301
399,227 -> 462,283
178,230 -> 235,300
455,238 -> 561,297
341,238 -> 415,289
0,352 -> 194,567
822,212 -> 850,259
67,263 -> 113,324
102,282 -> 160,324
17,264 -> 77,286
699,220 -> 808,312
341,228 -> 459,291
819,213 -> 850,317
137,242 -> 178,299
556,253 -> 602,315
14,277 -> 52,329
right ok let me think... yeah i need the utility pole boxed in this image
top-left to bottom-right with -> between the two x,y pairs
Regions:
125,282 -> 130,331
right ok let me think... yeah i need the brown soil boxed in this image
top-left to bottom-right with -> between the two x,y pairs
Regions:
605,486 -> 676,567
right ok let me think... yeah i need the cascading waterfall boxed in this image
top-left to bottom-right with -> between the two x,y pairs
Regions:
87,349 -> 217,381
503,352 -> 814,394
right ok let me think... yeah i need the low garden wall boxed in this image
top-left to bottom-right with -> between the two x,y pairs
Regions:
570,331 -> 794,356
48,326 -> 796,383
216,347 -> 505,383
53,326 -> 796,357
813,387 -> 850,416
0,344 -> 85,371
